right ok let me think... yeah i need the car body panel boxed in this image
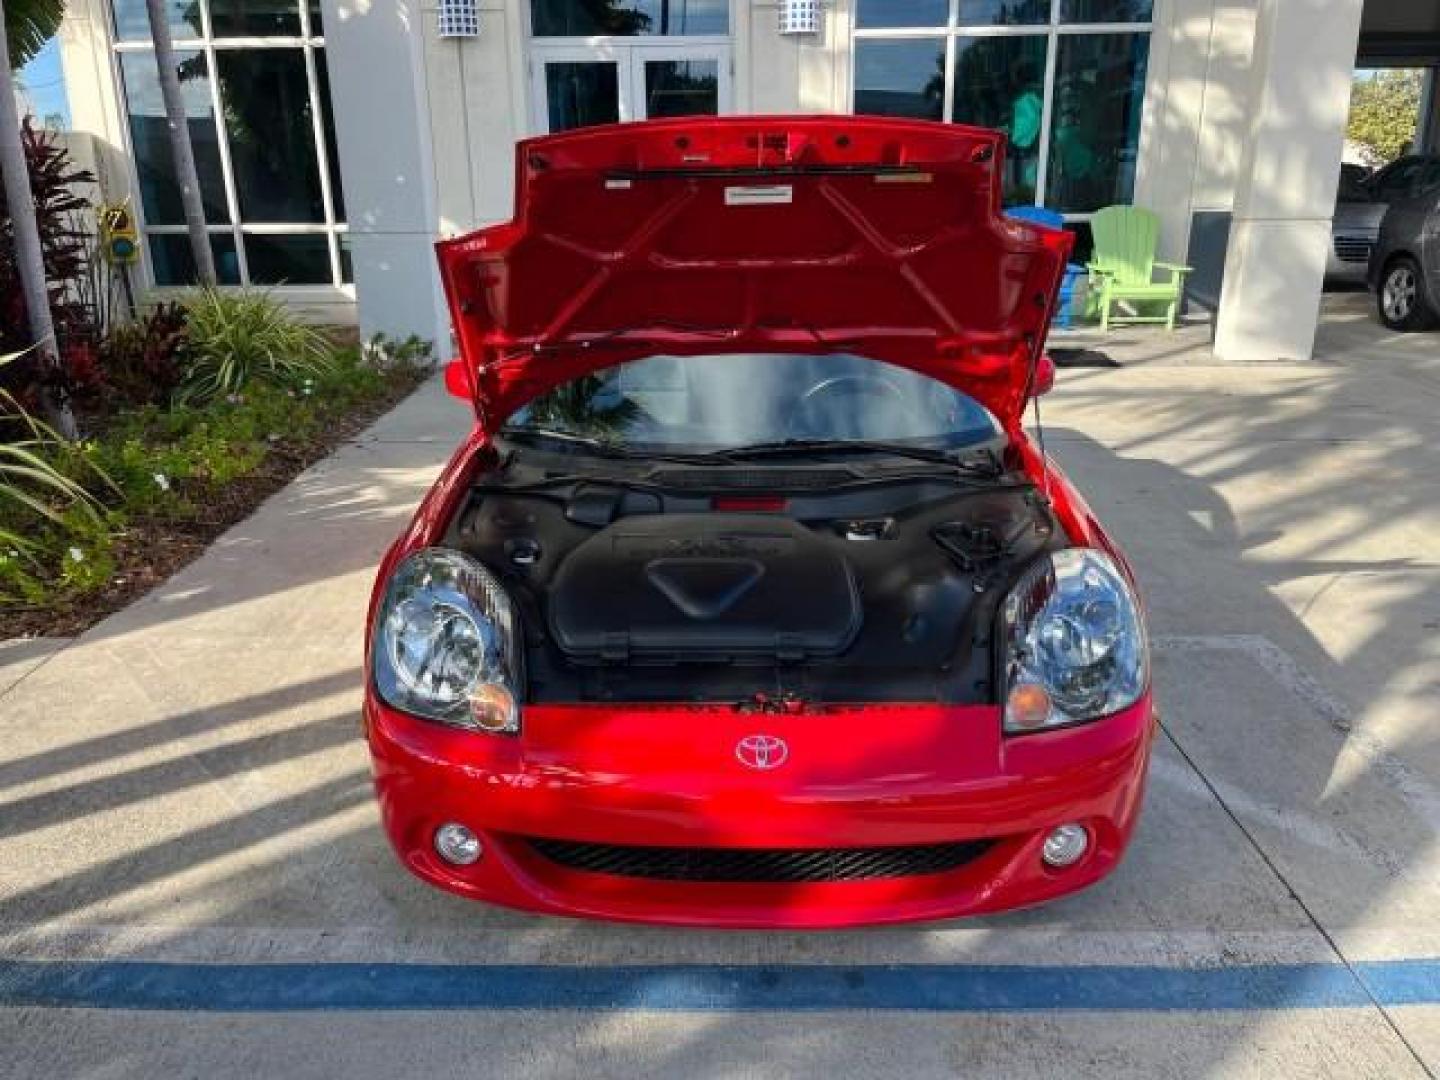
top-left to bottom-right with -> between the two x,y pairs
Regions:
363,422 -> 1156,927
1328,200 -> 1388,283
364,117 -> 1152,927
1369,189 -> 1440,312
436,116 -> 1071,432
1330,156 -> 1440,285
367,693 -> 1154,928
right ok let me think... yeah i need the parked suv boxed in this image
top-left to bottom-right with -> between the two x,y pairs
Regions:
1329,155 -> 1440,285
1369,182 -> 1440,331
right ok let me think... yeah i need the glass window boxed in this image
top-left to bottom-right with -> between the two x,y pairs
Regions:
1418,160 -> 1440,196
119,51 -> 230,225
959,1 -> 1049,25
853,0 -> 1153,216
1060,0 -> 1152,21
148,233 -> 241,285
315,51 -> 346,220
111,0 -> 201,41
951,35 -> 1046,204
244,233 -> 332,284
505,354 -> 1001,451
853,39 -> 946,121
856,0 -> 948,29
112,1 -> 346,288
216,48 -> 325,221
531,0 -> 728,37
1046,33 -> 1149,212
209,0 -> 302,37
1371,157 -> 1429,201
545,61 -> 621,132
643,60 -> 719,119
339,233 -> 353,284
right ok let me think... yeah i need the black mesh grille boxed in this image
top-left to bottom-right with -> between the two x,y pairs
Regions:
1334,237 -> 1373,264
526,838 -> 994,883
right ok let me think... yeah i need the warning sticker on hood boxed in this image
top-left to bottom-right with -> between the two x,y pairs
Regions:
725,184 -> 794,207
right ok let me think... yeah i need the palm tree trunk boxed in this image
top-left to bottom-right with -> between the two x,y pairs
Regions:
0,0 -> 78,439
145,0 -> 214,286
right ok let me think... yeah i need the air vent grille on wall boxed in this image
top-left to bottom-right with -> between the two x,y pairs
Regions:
778,0 -> 821,35
438,0 -> 480,38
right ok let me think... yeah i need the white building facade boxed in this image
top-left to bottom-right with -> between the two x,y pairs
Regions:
56,0 -> 1440,361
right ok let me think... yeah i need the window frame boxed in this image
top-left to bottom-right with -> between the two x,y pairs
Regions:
109,0 -> 350,291
522,0 -> 737,135
849,0 -> 1154,221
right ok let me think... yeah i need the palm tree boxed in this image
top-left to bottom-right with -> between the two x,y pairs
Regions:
4,0 -> 60,64
145,0 -> 214,285
0,0 -> 78,438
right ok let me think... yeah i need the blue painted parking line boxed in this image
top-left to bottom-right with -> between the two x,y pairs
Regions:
2,959 -> 1438,1012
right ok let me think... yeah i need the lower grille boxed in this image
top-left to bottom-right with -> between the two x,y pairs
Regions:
1334,237 -> 1373,264
526,838 -> 994,883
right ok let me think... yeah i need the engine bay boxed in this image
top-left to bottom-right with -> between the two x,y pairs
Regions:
443,450 -> 1065,706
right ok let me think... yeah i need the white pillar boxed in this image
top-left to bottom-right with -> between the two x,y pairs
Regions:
320,0 -> 451,350
1212,0 -> 1365,362
1421,69 -> 1440,155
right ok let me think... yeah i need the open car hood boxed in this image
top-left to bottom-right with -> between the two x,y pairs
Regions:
437,116 -> 1072,431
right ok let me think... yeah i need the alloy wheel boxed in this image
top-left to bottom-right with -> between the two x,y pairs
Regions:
1383,265 -> 1418,323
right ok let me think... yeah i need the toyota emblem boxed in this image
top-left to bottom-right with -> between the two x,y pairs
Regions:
736,734 -> 789,770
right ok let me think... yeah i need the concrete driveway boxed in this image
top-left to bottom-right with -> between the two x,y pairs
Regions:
2,294 -> 1438,1078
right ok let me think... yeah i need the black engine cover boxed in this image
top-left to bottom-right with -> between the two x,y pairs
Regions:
548,515 -> 861,663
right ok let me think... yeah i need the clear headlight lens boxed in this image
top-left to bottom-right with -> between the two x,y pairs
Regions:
1000,548 -> 1147,734
372,548 -> 522,733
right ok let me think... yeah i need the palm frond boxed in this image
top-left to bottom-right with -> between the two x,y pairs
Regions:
6,0 -> 66,68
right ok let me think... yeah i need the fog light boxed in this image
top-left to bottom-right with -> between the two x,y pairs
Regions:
434,822 -> 482,866
1042,823 -> 1089,868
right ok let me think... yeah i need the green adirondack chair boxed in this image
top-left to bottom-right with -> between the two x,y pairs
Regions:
1087,206 -> 1191,331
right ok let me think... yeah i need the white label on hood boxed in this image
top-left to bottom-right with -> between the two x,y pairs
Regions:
725,184 -> 794,206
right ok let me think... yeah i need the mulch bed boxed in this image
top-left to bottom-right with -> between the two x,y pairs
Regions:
0,372 -> 429,642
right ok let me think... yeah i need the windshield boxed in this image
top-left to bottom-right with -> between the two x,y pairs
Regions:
503,353 -> 1001,454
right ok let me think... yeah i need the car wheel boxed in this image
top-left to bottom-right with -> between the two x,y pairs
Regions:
1378,256 -> 1439,331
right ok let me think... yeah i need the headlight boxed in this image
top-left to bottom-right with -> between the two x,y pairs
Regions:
372,548 -> 523,733
999,548 -> 1147,734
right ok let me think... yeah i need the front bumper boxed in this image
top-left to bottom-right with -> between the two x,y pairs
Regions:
365,695 -> 1156,928
1327,231 -> 1377,284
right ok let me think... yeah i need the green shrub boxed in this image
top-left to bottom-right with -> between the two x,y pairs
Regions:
4,332 -> 426,612
0,351 -> 113,600
100,302 -> 190,407
177,288 -> 333,405
363,332 -> 435,375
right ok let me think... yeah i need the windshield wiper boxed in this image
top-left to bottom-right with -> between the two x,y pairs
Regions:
500,428 -> 629,454
709,439 -> 999,473
499,428 -> 732,466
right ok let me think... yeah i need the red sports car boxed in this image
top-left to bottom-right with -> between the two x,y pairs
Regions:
363,116 -> 1155,928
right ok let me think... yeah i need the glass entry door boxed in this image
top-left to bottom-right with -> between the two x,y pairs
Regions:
533,44 -> 730,134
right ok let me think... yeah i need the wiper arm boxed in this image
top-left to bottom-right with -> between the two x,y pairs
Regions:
713,439 -> 998,473
500,428 -> 627,455
499,428 -> 733,467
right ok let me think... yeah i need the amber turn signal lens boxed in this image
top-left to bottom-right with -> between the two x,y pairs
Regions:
469,682 -> 517,732
1006,683 -> 1052,730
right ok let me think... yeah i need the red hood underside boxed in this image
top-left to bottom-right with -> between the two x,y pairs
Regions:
437,116 -> 1072,430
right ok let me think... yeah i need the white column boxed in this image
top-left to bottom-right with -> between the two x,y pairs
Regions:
1421,69 -> 1440,155
1212,0 -> 1365,362
320,0 -> 451,350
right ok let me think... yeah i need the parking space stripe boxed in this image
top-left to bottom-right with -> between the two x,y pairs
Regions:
2,959 -> 1438,1012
